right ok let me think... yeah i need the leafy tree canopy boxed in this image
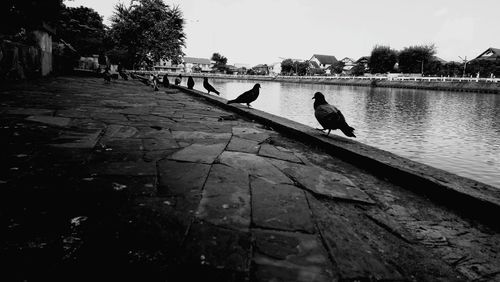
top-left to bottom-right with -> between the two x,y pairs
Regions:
398,44 -> 436,74
108,0 -> 185,68
368,45 -> 397,74
280,59 -> 308,75
211,52 -> 227,72
58,6 -> 106,56
329,61 -> 345,74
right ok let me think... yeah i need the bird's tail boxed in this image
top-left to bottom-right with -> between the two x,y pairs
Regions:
341,126 -> 356,138
214,90 -> 220,95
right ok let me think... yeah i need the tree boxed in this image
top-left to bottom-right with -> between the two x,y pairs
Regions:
108,0 -> 185,68
0,0 -> 63,42
281,59 -> 295,74
280,59 -> 308,75
368,45 -> 397,74
329,61 -> 345,74
350,63 -> 366,76
398,44 -> 436,74
211,52 -> 227,72
466,60 -> 500,77
57,6 -> 106,56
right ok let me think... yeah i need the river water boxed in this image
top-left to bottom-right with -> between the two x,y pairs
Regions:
188,77 -> 500,189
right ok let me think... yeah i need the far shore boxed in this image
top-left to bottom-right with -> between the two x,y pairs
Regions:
128,70 -> 500,94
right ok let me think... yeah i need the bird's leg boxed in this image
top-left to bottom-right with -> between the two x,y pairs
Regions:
325,129 -> 331,136
247,103 -> 252,108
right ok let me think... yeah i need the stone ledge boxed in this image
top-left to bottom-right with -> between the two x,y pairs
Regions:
172,85 -> 500,229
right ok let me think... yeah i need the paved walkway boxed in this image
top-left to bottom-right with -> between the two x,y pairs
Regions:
1,76 -> 499,281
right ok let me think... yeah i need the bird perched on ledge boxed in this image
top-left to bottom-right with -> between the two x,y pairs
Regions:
312,92 -> 356,137
187,76 -> 195,89
163,74 -> 170,88
227,83 -> 261,108
175,74 -> 182,85
203,77 -> 220,95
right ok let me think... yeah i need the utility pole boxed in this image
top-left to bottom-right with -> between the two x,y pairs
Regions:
459,56 -> 468,77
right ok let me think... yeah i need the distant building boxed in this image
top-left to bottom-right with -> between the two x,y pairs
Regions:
473,48 -> 500,61
356,56 -> 370,71
153,59 -> 183,72
268,62 -> 282,75
309,54 -> 338,69
183,57 -> 213,73
432,56 -> 448,64
252,64 -> 269,75
340,57 -> 356,73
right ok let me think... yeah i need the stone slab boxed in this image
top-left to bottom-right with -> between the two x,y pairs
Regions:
157,160 -> 210,197
251,177 -> 314,233
232,127 -> 270,143
90,161 -> 156,176
142,138 -> 179,151
309,197 -> 403,281
270,159 -> 374,204
101,124 -> 138,139
197,164 -> 251,230
226,136 -> 260,154
169,143 -> 226,164
26,115 -> 71,127
252,229 -> 335,282
5,107 -> 54,116
258,144 -> 302,163
52,129 -> 103,149
172,131 -> 231,141
182,221 -> 251,275
218,151 -> 292,185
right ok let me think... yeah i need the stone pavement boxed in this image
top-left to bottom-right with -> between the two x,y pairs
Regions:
1,76 -> 500,281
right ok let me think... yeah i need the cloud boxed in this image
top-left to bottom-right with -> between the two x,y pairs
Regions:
433,8 -> 449,17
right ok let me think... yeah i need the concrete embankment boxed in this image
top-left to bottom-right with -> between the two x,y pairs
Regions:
186,73 -> 500,94
174,84 -> 500,229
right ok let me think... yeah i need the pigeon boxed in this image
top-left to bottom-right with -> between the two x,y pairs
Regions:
163,74 -> 170,87
227,83 -> 261,108
119,71 -> 128,80
312,92 -> 356,138
203,77 -> 220,95
187,76 -> 195,89
175,74 -> 182,85
103,69 -> 111,83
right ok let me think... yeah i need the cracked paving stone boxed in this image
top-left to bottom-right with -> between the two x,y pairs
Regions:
5,107 -> 55,116
251,177 -> 314,233
181,221 -> 251,276
101,124 -> 138,140
51,129 -> 103,149
197,164 -> 251,231
218,151 -> 292,185
226,136 -> 260,154
232,127 -> 272,143
171,131 -> 232,141
158,160 -> 210,197
252,229 -> 335,282
269,159 -> 374,204
258,143 -> 302,163
169,143 -> 226,164
142,138 -> 179,151
309,197 -> 403,281
90,160 -> 156,176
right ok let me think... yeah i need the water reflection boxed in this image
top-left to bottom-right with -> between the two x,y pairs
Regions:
189,77 -> 500,188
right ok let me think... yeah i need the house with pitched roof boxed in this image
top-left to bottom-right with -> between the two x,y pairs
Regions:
309,54 -> 338,69
182,57 -> 213,73
473,48 -> 500,61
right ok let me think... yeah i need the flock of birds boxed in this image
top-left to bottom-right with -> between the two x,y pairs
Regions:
103,70 -> 356,138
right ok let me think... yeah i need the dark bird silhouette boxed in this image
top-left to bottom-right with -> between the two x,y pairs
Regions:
312,92 -> 356,137
175,74 -> 182,85
163,74 -> 169,87
187,76 -> 195,89
203,77 -> 220,95
119,71 -> 128,80
103,69 -> 111,83
227,83 -> 261,108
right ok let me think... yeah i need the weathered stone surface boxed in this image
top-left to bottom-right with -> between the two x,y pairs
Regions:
227,136 -> 260,154
269,159 -> 374,204
157,160 -> 210,197
251,177 -> 314,233
91,160 -> 156,176
218,151 -> 293,184
252,229 -> 335,282
26,115 -> 71,127
101,138 -> 144,151
182,221 -> 251,275
309,197 -> 403,281
258,143 -> 302,163
232,127 -> 270,142
169,143 -> 226,164
142,138 -> 178,151
52,129 -> 103,149
101,124 -> 138,139
197,164 -> 250,230
6,107 -> 54,116
172,130 -> 231,141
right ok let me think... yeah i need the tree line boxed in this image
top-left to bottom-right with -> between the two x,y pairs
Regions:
2,0 -> 186,70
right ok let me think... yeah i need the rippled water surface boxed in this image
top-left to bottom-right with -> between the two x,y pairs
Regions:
189,78 -> 500,188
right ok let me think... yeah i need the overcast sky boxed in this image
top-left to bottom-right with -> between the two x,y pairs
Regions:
66,0 -> 500,66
